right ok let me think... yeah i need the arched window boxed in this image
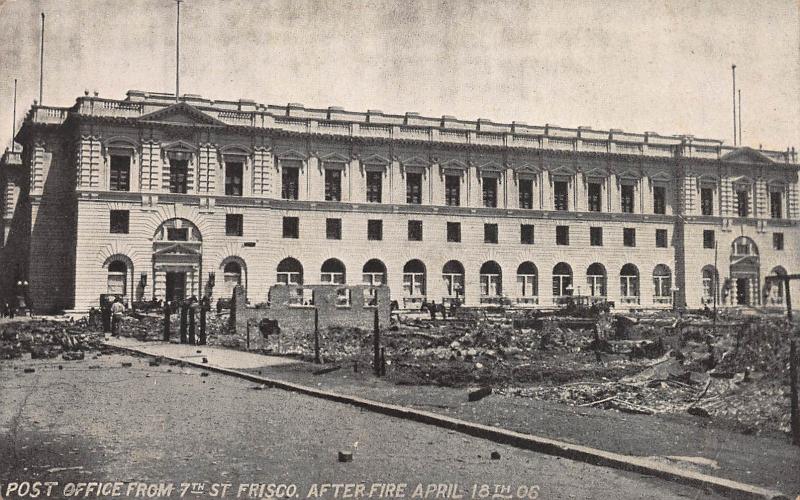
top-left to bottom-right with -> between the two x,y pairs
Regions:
107,261 -> 127,295
442,260 -> 465,300
320,259 -> 346,284
620,264 -> 640,304
402,260 -> 426,297
362,259 -> 387,286
732,236 -> 758,256
480,261 -> 502,299
222,260 -> 244,297
153,218 -> 202,242
702,265 -> 719,304
586,263 -> 606,297
552,262 -> 572,299
516,262 -> 537,302
277,258 -> 303,285
652,264 -> 672,304
767,266 -> 787,305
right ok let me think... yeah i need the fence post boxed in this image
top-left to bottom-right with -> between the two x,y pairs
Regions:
199,298 -> 207,345
790,339 -> 799,446
314,308 -> 321,364
246,320 -> 250,350
373,307 -> 381,376
188,304 -> 196,345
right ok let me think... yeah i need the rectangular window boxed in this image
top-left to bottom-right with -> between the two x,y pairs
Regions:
406,172 -> 422,204
167,228 -> 188,241
367,219 -> 383,241
110,210 -> 129,234
408,220 -> 423,241
324,169 -> 342,201
520,224 -> 534,244
655,229 -> 668,248
773,233 -> 784,250
770,191 -> 783,219
445,175 -> 460,206
169,159 -> 189,194
519,179 -> 533,209
366,171 -> 382,203
282,217 -> 299,239
703,230 -> 715,249
224,161 -> 243,196
447,222 -> 461,243
556,225 -> 569,245
225,214 -> 243,237
281,165 -> 300,200
109,155 -> 131,191
482,177 -> 497,208
653,186 -> 666,214
621,184 -> 635,213
590,227 -> 602,246
736,188 -> 749,217
554,181 -> 569,211
326,218 -> 341,240
700,187 -> 714,215
623,228 -> 636,247
484,223 -> 498,244
587,182 -> 602,212
336,288 -> 352,307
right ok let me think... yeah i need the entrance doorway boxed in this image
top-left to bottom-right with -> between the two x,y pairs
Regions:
736,278 -> 749,305
166,272 -> 187,302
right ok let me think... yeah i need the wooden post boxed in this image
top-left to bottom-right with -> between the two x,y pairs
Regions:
188,304 -> 196,345
785,277 -> 793,322
199,299 -> 207,345
373,307 -> 381,376
246,320 -> 250,350
314,308 -> 321,364
162,302 -> 170,342
790,340 -> 799,446
179,302 -> 187,344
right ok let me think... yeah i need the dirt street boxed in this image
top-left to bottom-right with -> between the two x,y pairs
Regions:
1,353 -> 723,500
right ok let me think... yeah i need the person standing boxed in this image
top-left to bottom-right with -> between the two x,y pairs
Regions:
110,297 -> 125,337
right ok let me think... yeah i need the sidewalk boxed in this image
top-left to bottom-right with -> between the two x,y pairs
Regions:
106,337 -> 799,497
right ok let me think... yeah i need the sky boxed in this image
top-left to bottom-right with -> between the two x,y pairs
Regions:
0,0 -> 798,152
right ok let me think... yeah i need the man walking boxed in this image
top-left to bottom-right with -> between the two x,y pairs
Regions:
110,297 -> 125,337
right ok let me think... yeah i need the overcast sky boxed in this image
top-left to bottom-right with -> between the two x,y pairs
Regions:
1,0 -> 798,152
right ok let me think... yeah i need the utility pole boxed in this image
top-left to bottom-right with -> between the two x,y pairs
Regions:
39,13 -> 45,105
731,64 -> 737,146
175,0 -> 182,102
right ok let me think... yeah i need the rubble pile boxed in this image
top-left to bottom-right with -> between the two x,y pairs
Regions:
0,319 -> 105,359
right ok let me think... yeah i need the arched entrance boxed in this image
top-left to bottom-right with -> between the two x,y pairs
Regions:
152,218 -> 203,302
730,236 -> 760,306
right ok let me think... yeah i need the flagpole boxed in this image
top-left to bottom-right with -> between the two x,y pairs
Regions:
175,0 -> 182,102
39,12 -> 45,105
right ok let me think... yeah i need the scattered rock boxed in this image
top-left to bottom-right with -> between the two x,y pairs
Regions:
338,451 -> 353,462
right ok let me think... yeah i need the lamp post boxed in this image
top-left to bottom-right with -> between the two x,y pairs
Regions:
16,280 -> 29,315
672,287 -> 680,311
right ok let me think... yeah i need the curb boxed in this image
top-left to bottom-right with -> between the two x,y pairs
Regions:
108,343 -> 790,500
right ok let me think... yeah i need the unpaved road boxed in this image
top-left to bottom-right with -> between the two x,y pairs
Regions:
1,352 -> 723,499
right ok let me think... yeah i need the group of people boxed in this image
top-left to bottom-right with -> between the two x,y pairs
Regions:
0,297 -> 32,318
420,298 -> 460,320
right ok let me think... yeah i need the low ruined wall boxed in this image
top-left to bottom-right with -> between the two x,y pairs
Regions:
230,284 -> 391,345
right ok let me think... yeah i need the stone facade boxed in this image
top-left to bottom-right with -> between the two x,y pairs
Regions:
2,90 -> 798,313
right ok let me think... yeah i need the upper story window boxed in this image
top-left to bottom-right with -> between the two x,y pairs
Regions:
110,210 -> 129,234
484,223 -> 498,244
770,190 -> 783,219
224,160 -> 243,196
169,159 -> 189,194
445,175 -> 460,206
554,181 -> 569,211
447,222 -> 461,242
367,219 -> 383,241
519,179 -> 533,209
366,171 -> 382,203
700,186 -> 714,215
735,185 -> 750,217
225,214 -> 243,237
282,216 -> 299,239
109,155 -> 131,191
587,182 -> 602,212
326,218 -> 342,240
556,225 -> 569,245
406,173 -> 422,204
281,160 -> 301,200
324,168 -> 342,201
408,220 -> 423,241
623,227 -> 636,247
590,227 -> 602,246
482,177 -> 497,208
653,185 -> 666,214
620,184 -> 635,213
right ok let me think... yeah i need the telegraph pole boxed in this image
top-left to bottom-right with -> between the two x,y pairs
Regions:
175,0 -> 182,102
39,13 -> 45,105
731,64 -> 737,146
738,89 -> 742,146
